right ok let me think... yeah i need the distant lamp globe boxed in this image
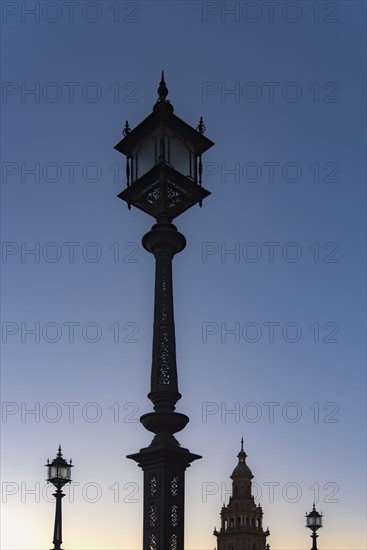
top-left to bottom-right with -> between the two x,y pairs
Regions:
305,503 -> 323,550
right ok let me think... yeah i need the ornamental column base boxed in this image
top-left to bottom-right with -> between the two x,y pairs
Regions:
127,443 -> 201,550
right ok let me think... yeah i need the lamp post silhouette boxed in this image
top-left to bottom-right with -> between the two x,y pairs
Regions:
114,72 -> 214,550
306,504 -> 323,550
46,446 -> 73,550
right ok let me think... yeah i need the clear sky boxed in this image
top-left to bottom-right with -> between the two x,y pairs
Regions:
1,1 -> 366,549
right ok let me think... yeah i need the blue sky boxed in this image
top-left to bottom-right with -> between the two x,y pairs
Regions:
1,1 -> 366,549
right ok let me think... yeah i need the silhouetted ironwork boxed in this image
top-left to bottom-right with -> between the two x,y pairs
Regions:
114,74 -> 214,550
45,446 -> 73,550
306,504 -> 323,550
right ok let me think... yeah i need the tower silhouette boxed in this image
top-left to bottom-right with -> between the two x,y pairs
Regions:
214,439 -> 270,550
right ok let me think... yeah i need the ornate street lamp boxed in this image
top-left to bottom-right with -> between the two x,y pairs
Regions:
306,503 -> 323,550
46,446 -> 73,550
114,73 -> 214,550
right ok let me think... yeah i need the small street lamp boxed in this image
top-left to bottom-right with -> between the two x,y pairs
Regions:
46,446 -> 73,550
306,503 -> 323,550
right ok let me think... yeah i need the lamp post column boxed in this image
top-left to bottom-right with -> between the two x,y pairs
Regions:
144,216 -> 185,415
128,217 -> 201,550
311,531 -> 318,550
52,487 -> 65,550
116,74 -> 214,550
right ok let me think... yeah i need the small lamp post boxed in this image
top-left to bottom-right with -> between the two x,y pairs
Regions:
306,503 -> 323,550
46,446 -> 73,550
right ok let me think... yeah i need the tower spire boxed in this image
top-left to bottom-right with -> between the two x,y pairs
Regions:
235,438 -> 248,468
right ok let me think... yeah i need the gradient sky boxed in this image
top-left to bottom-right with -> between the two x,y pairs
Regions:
1,1 -> 366,549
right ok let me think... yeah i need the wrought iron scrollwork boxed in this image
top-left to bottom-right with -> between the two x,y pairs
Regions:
149,503 -> 157,527
170,475 -> 179,496
149,532 -> 157,550
149,474 -> 158,496
171,504 -> 178,527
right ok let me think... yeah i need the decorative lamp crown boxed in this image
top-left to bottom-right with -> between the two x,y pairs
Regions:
46,445 -> 73,487
114,73 -> 214,220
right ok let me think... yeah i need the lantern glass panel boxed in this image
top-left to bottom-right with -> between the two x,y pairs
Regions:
134,133 -> 158,179
165,129 -> 195,179
50,465 -> 58,478
58,465 -> 69,480
49,464 -> 69,479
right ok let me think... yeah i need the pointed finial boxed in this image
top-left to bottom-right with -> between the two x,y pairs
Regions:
157,71 -> 169,102
153,72 -> 173,112
241,436 -> 244,452
57,445 -> 62,457
197,116 -> 206,134
123,120 -> 131,136
312,503 -> 316,510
